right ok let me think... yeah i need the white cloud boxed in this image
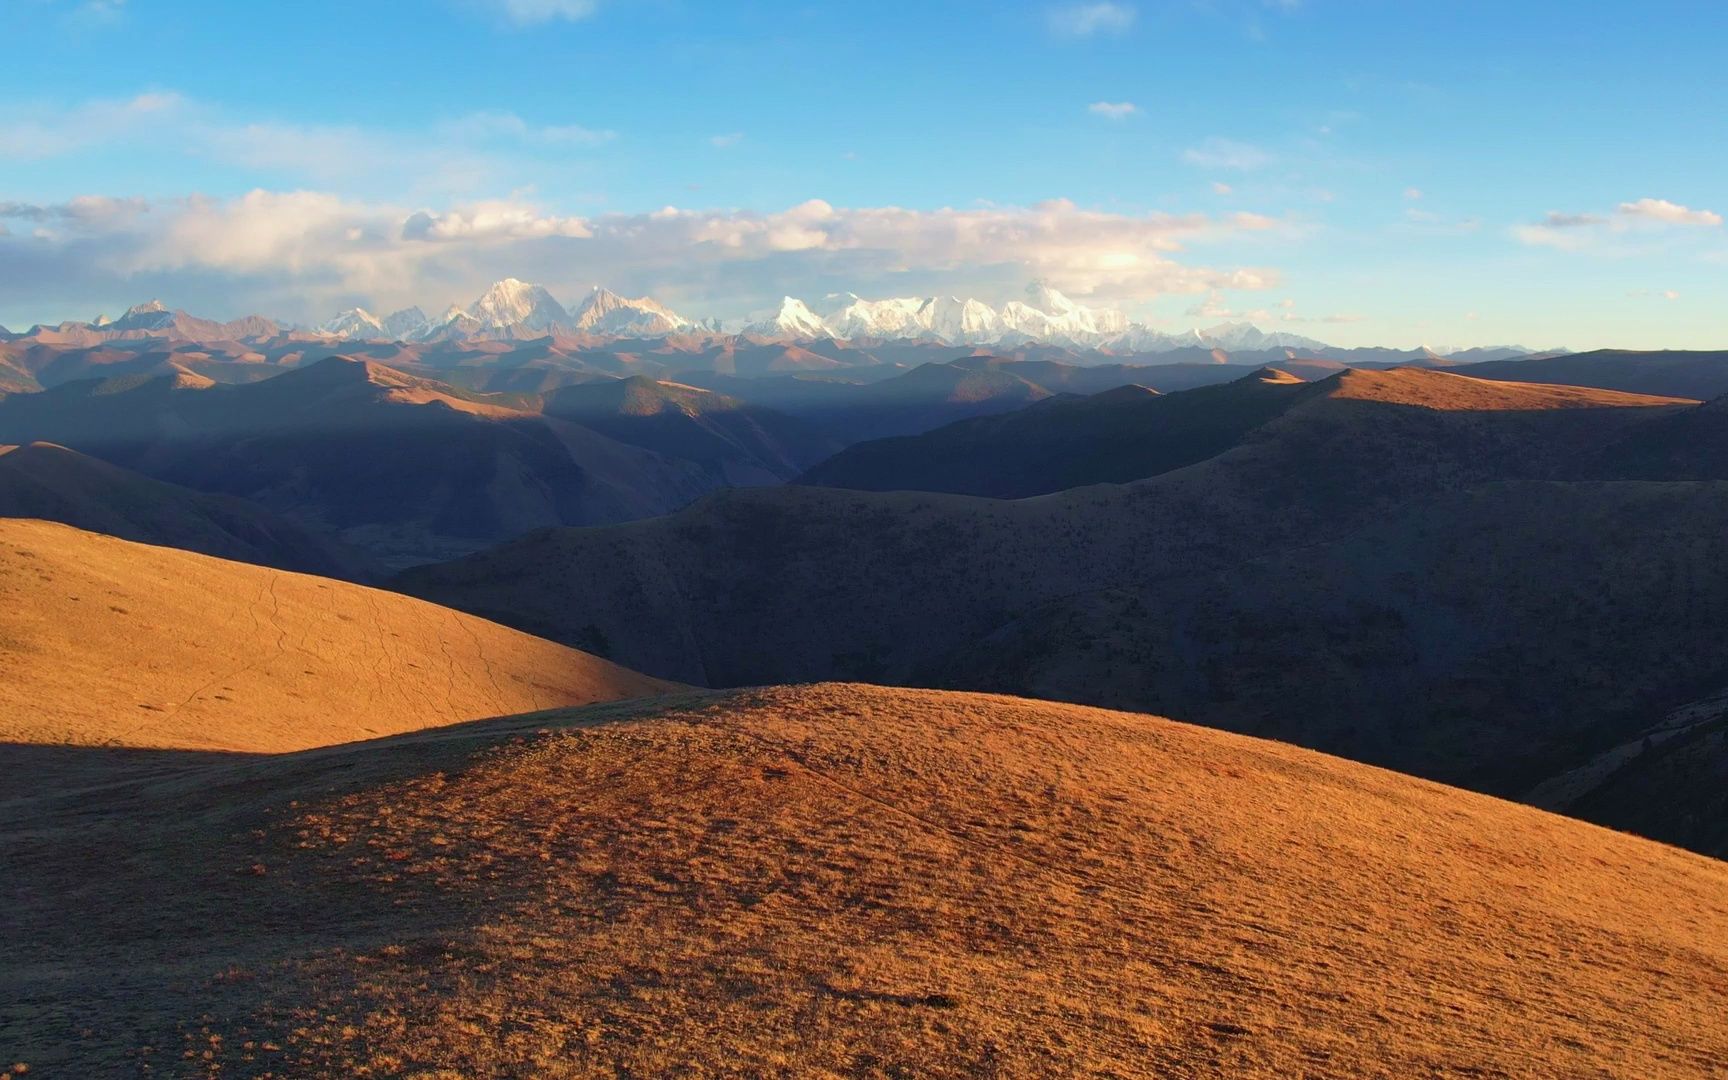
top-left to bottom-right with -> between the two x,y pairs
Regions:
1617,198 -> 1722,227
709,132 -> 745,149
1211,181 -> 1233,196
1181,137 -> 1271,171
1087,101 -> 1139,120
0,192 -> 1285,324
1186,291 -> 1234,319
1048,2 -> 1136,37
1404,187 -> 1423,201
1515,197 -> 1723,251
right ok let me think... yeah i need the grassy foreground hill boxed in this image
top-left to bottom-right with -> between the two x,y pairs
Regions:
0,519 -> 673,751
3,683 -> 1725,1077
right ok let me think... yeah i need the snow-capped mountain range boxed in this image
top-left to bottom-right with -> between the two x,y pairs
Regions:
737,282 -> 1329,351
317,281 -> 699,343
312,278 -> 1333,352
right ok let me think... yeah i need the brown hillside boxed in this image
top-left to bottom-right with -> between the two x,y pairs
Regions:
3,683 -> 1726,1077
1317,365 -> 1696,410
0,520 -> 674,752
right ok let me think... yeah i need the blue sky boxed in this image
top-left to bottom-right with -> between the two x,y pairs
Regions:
1,0 -> 1724,347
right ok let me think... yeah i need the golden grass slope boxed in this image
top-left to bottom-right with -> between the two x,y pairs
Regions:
1319,365 -> 1697,409
0,519 -> 674,751
4,683 -> 1726,1077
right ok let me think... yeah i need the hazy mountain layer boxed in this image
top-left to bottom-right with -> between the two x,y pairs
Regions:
0,442 -> 374,579
0,358 -> 731,567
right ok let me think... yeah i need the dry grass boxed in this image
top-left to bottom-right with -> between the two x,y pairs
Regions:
4,683 -> 1725,1077
0,519 -> 674,751
1320,367 -> 1697,410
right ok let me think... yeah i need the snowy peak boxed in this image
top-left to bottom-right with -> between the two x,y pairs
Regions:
468,278 -> 570,333
317,284 -> 692,341
1022,280 -> 1078,317
1000,283 -> 1127,342
747,297 -> 829,339
381,307 -> 429,340
110,300 -> 177,332
426,304 -> 483,340
819,294 -> 928,339
569,286 -> 692,336
318,308 -> 387,339
920,295 -> 1004,343
1196,322 -> 1328,353
743,284 -> 1123,346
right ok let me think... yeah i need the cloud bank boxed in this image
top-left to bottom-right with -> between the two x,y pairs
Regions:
0,192 -> 1284,325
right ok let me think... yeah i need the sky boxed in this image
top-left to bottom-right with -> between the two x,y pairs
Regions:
0,0 -> 1724,348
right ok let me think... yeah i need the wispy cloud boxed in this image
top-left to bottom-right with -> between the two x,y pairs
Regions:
68,0 -> 127,28
1048,3 -> 1136,38
440,110 -> 617,146
0,91 -> 182,161
476,0 -> 600,26
1617,198 -> 1722,226
1181,137 -> 1272,171
1087,101 -> 1139,120
1514,197 -> 1722,251
0,91 -> 616,198
709,132 -> 744,149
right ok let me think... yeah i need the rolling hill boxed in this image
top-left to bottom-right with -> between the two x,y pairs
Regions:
801,367 -> 1308,497
0,519 -> 673,752
691,355 -> 1328,446
3,683 -> 1725,1077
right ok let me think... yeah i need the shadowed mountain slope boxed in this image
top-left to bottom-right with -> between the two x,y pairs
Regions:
0,519 -> 674,752
1529,685 -> 1728,858
400,369 -> 1717,837
800,368 -> 1309,497
1586,393 -> 1728,480
0,356 -> 717,567
1466,349 -> 1728,401
0,442 -> 375,579
3,683 -> 1725,1077
539,375 -> 840,483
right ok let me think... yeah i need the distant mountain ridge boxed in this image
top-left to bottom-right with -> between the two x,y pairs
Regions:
741,281 -> 1339,351
5,279 -> 1541,359
319,281 -> 701,343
